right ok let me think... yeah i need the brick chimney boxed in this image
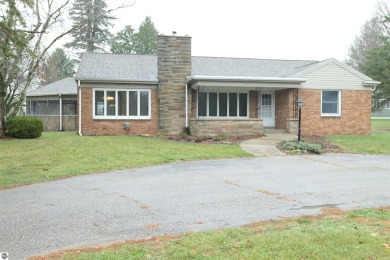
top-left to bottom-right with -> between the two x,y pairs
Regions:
157,34 -> 192,135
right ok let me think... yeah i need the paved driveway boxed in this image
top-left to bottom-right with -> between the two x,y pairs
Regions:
1,154 -> 390,259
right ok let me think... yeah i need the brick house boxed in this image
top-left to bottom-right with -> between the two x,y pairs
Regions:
75,34 -> 379,136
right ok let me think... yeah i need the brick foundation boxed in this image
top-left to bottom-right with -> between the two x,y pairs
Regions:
190,119 -> 263,136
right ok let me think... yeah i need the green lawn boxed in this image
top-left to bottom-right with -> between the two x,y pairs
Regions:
371,118 -> 390,131
0,132 -> 250,188
34,208 -> 390,259
328,132 -> 390,154
326,119 -> 390,154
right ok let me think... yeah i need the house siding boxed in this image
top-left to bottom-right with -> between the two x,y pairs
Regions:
299,89 -> 371,135
372,107 -> 390,118
301,62 -> 368,90
79,87 -> 158,136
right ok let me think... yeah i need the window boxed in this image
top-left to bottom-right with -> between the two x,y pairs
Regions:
93,89 -> 151,119
321,90 -> 341,116
197,91 -> 248,118
386,101 -> 390,109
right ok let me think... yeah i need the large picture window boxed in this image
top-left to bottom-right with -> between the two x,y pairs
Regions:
198,91 -> 248,118
93,89 -> 151,119
321,90 -> 341,116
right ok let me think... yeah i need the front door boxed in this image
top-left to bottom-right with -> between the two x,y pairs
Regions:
260,92 -> 275,127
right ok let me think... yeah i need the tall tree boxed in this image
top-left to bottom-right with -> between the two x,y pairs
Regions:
362,29 -> 390,111
41,48 -> 76,84
66,0 -> 115,52
133,16 -> 158,55
346,1 -> 390,111
346,17 -> 383,71
0,0 -> 131,135
0,0 -> 32,130
110,25 -> 135,53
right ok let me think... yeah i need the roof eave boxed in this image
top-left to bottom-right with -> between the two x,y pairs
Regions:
75,77 -> 158,85
187,76 -> 306,84
26,92 -> 77,97
363,80 -> 381,87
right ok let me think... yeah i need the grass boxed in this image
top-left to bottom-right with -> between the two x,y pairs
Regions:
328,131 -> 390,154
0,132 -> 250,188
372,118 -> 390,131
33,208 -> 390,259
326,119 -> 390,154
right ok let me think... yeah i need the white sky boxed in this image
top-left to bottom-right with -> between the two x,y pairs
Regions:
110,0 -> 379,61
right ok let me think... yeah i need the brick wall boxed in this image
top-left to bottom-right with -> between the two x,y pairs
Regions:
158,35 -> 192,135
190,119 -> 263,136
299,89 -> 371,135
79,88 -> 158,136
249,91 -> 258,118
275,89 -> 290,129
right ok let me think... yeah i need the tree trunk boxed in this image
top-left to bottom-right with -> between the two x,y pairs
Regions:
0,93 -> 6,136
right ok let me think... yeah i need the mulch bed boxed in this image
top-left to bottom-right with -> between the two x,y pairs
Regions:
165,134 -> 262,145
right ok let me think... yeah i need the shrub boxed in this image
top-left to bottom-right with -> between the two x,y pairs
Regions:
281,141 -> 323,154
6,116 -> 43,139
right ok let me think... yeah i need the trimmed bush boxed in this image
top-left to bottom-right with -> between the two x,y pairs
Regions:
6,116 -> 43,139
281,141 -> 323,154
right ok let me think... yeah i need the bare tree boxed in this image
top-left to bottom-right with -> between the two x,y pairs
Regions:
0,0 -> 133,135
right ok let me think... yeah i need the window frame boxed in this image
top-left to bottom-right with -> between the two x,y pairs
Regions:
197,91 -> 249,119
321,90 -> 341,117
93,89 -> 151,120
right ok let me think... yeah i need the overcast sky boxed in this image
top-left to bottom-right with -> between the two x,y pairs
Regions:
110,0 -> 379,61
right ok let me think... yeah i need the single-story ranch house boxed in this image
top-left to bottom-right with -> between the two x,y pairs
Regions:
36,34 -> 381,136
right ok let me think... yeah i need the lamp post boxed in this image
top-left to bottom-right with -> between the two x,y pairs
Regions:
297,97 -> 304,142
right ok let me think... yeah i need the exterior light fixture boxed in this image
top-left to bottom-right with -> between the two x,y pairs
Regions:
297,97 -> 304,142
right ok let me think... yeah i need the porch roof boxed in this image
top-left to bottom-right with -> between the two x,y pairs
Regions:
26,77 -> 77,97
187,75 -> 306,89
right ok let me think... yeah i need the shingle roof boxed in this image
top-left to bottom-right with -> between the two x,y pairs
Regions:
75,53 -> 157,82
75,53 -> 320,82
192,57 -> 319,78
26,77 -> 77,96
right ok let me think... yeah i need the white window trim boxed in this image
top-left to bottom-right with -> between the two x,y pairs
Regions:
93,88 -> 151,120
197,91 -> 249,119
321,90 -> 341,117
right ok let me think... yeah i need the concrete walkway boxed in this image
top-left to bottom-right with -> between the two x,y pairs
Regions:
240,132 -> 297,156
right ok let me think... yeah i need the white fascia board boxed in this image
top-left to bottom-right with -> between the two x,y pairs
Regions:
363,80 -> 381,87
187,76 -> 306,84
76,78 -> 158,85
26,92 -> 76,97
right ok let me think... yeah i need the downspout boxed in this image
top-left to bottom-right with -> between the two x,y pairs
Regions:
59,94 -> 62,131
78,80 -> 82,136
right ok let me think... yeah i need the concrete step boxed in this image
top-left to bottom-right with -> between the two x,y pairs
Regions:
264,128 -> 288,134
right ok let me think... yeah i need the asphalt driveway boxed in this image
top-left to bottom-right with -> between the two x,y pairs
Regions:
1,154 -> 390,259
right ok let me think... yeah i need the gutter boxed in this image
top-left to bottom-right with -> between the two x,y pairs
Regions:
186,76 -> 307,84
78,80 -> 82,136
74,77 -> 158,85
26,92 -> 76,97
59,94 -> 62,131
363,80 -> 381,90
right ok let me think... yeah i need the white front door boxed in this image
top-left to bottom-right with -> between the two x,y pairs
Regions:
260,92 -> 275,127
